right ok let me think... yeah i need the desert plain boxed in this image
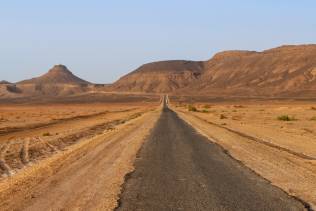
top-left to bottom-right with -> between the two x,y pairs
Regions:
0,98 -> 159,210
0,96 -> 314,210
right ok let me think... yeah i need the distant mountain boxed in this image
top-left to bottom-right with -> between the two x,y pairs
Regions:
1,44 -> 316,100
0,65 -> 94,98
18,65 -> 90,85
0,80 -> 11,84
181,45 -> 316,97
110,60 -> 204,93
110,44 -> 316,97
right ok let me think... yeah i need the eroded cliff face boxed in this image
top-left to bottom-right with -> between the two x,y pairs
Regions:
183,45 -> 316,97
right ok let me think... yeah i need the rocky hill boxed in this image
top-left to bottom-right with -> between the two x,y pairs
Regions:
0,80 -> 11,84
1,44 -> 316,99
18,65 -> 90,85
1,65 -> 94,98
110,60 -> 204,93
111,45 -> 316,97
182,45 -> 316,97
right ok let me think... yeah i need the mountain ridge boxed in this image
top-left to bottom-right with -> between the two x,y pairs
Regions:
1,44 -> 316,99
111,44 -> 316,97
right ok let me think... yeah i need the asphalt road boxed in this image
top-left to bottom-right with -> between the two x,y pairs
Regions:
116,99 -> 305,211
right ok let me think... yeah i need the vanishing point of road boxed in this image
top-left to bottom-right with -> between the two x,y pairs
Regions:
116,97 -> 306,211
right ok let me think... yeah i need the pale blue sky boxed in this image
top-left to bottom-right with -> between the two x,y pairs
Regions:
1,1 -> 316,83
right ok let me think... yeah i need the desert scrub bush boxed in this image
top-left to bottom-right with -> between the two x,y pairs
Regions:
220,114 -> 227,119
201,109 -> 209,113
203,105 -> 211,109
188,105 -> 198,112
277,115 -> 296,121
42,132 -> 51,136
234,105 -> 245,108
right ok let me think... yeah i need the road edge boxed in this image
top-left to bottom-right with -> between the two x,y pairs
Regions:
173,108 -> 314,211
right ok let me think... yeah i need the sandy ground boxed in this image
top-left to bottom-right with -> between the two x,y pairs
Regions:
173,102 -> 316,209
0,103 -> 156,176
0,103 -> 160,210
0,103 -> 150,134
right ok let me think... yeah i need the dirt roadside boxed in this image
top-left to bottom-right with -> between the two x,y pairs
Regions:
0,107 -> 152,177
0,108 -> 160,210
174,108 -> 316,209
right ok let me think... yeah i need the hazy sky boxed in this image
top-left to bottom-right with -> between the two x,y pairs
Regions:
1,1 -> 316,83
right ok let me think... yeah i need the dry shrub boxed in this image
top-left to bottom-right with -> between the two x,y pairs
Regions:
220,114 -> 227,119
277,115 -> 296,121
42,132 -> 51,136
188,105 -> 198,112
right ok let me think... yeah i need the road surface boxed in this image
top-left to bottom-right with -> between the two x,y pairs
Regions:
116,98 -> 305,211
